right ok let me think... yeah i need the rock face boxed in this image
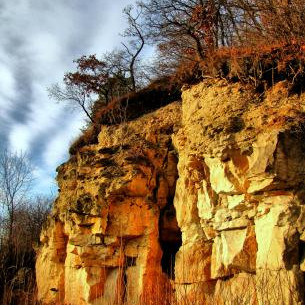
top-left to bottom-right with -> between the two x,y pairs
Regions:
36,103 -> 182,305
173,80 -> 305,305
36,80 -> 305,305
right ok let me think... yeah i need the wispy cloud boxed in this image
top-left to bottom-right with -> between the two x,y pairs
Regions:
0,0 -> 134,195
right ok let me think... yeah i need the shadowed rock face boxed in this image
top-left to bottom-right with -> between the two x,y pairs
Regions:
37,80 -> 305,305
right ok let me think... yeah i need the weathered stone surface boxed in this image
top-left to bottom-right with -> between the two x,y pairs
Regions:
255,267 -> 304,305
172,80 -> 305,305
36,103 -> 182,305
175,281 -> 215,305
211,226 -> 257,278
213,273 -> 256,305
255,196 -> 300,270
37,80 -> 305,305
36,221 -> 67,304
175,241 -> 212,283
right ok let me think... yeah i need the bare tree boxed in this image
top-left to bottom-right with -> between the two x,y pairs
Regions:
48,6 -> 146,121
48,55 -> 108,123
235,0 -> 305,45
138,0 -> 231,61
0,150 -> 33,241
48,82 -> 95,123
3,195 -> 52,254
122,5 -> 146,91
48,53 -> 133,122
25,195 -> 52,244
0,186 -> 52,305
139,0 -> 305,54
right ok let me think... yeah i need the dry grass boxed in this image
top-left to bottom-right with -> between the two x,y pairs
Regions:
199,43 -> 305,93
58,265 -> 304,305
69,124 -> 101,155
38,235 -> 304,305
68,77 -> 182,155
0,200 -> 51,305
0,244 -> 38,305
93,77 -> 181,126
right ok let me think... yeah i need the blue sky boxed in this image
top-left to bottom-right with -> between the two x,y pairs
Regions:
0,0 -> 136,195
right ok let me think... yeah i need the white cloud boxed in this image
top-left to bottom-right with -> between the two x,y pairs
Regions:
32,166 -> 57,196
31,112 -> 84,196
0,0 -> 136,195
0,62 -> 16,115
8,125 -> 31,152
42,112 -> 84,170
0,63 -> 15,98
8,82 -> 65,152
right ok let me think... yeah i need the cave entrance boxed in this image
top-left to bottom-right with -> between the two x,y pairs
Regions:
159,199 -> 182,279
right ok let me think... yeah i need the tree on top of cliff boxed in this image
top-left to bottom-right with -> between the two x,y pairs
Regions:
48,52 -> 132,123
135,0 -> 305,88
121,5 -> 146,91
138,0 -> 305,57
137,0 -> 244,62
234,0 -> 305,45
49,6 -> 147,123
50,1 -> 305,129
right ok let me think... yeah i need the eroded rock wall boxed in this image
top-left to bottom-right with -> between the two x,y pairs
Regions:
36,80 -> 305,305
173,80 -> 305,305
36,102 -> 182,305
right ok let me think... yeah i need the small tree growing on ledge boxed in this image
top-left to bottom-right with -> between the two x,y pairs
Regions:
49,5 -> 147,123
121,5 -> 146,91
48,53 -> 131,123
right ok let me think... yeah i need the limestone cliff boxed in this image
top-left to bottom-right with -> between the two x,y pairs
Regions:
36,80 -> 305,305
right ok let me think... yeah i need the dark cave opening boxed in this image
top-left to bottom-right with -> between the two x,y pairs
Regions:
159,199 -> 182,279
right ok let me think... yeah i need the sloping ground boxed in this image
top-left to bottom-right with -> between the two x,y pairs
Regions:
36,79 -> 305,305
93,78 -> 182,125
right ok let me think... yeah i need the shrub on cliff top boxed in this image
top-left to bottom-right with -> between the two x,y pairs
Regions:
63,0 -> 305,155
93,76 -> 181,125
199,43 -> 305,92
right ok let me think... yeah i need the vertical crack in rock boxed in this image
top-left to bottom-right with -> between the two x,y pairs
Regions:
157,140 -> 182,280
159,196 -> 182,279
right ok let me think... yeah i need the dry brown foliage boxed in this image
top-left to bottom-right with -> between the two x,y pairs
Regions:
169,43 -> 305,94
0,198 -> 52,305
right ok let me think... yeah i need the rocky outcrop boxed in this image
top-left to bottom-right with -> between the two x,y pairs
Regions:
36,80 -> 305,305
173,80 -> 305,305
36,103 -> 182,305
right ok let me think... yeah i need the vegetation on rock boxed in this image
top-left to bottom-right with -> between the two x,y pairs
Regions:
7,1 -> 305,305
48,0 -> 305,156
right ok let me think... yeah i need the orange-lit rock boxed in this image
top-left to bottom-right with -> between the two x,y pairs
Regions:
171,80 -> 305,305
37,80 -> 305,305
36,103 -> 181,305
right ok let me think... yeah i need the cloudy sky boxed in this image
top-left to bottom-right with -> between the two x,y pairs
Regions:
0,0 -> 136,195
